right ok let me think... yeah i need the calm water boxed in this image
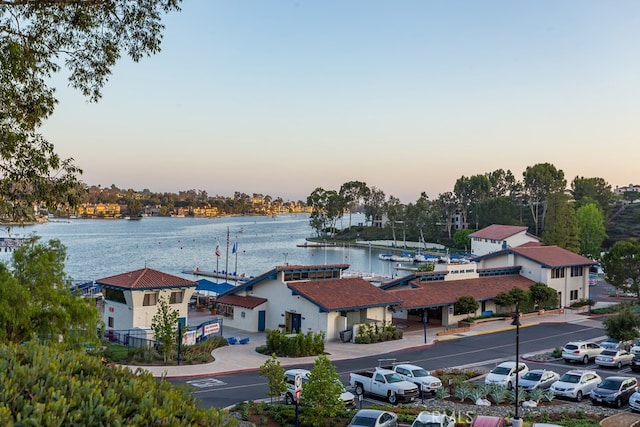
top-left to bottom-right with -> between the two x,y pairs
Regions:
1,213 -> 399,283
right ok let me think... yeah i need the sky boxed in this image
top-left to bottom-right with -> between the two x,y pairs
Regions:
41,0 -> 640,204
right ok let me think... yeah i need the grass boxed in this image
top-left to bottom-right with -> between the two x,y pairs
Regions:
99,336 -> 228,365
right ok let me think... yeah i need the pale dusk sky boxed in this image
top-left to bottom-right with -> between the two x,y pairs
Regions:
41,1 -> 640,203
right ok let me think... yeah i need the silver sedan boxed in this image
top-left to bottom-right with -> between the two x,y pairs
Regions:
518,369 -> 560,390
596,349 -> 634,368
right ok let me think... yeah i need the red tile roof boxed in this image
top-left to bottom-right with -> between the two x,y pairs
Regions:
388,274 -> 535,309
217,294 -> 267,309
287,277 -> 402,311
96,268 -> 196,290
512,245 -> 596,267
469,224 -> 531,240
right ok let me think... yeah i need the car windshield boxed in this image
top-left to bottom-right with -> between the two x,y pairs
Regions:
411,369 -> 430,378
597,379 -> 622,390
564,344 -> 578,350
491,367 -> 511,375
601,350 -> 617,356
522,372 -> 542,381
412,422 -> 443,427
384,373 -> 404,383
350,416 -> 376,427
559,374 -> 581,384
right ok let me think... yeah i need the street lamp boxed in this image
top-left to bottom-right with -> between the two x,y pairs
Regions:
283,252 -> 289,265
511,302 -> 522,427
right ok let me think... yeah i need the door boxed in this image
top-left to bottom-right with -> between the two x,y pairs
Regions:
258,310 -> 266,332
291,313 -> 302,333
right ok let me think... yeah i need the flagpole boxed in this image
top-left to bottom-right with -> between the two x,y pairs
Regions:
234,236 -> 238,277
225,227 -> 230,280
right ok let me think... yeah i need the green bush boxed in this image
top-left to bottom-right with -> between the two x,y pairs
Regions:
262,329 -> 325,357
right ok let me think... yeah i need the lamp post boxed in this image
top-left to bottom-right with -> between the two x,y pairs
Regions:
283,252 -> 288,265
511,302 -> 522,427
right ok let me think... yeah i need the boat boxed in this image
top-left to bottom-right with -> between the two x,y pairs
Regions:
390,251 -> 414,263
378,253 -> 393,261
414,254 -> 438,263
238,227 -> 245,233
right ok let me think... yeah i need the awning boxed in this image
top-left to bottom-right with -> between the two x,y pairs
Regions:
196,279 -> 235,294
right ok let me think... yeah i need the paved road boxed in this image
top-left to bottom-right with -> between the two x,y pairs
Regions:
173,320 -> 608,409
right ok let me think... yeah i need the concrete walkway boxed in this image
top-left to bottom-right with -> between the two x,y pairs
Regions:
125,305 -> 608,379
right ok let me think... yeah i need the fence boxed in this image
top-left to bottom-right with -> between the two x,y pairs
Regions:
104,318 -> 224,349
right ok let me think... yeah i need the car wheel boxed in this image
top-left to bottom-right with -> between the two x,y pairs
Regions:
355,384 -> 364,396
388,392 -> 397,405
618,361 -> 623,369
615,397 -> 622,408
576,391 -> 583,402
583,355 -> 589,364
507,381 -> 512,390
285,393 -> 294,405
564,358 -> 571,363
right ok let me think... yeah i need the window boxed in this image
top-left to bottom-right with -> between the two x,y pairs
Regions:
571,266 -> 583,277
103,288 -> 126,304
108,317 -> 114,327
169,291 -> 183,304
551,268 -> 565,279
143,292 -> 158,306
570,290 -> 578,300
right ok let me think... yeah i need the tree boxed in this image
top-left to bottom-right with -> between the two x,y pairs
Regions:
363,186 -> 386,227
529,283 -> 558,310
475,197 -> 520,229
486,169 -> 517,198
384,195 -> 404,246
2,237 -> 100,347
541,192 -> 579,252
301,355 -> 344,426
576,202 -> 607,258
453,229 -> 474,252
571,176 -> 615,217
1,0 -> 182,224
454,296 -> 479,316
306,187 -> 344,237
522,163 -> 567,236
258,353 -> 286,404
601,239 -> 640,299
0,341 -> 235,425
151,296 -> 180,363
339,181 -> 370,228
603,305 -> 640,342
435,192 -> 458,239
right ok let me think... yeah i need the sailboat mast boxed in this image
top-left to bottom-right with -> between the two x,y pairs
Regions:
225,227 -> 230,278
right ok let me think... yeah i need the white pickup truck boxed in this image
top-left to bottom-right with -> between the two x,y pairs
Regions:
348,367 -> 419,404
386,363 -> 442,395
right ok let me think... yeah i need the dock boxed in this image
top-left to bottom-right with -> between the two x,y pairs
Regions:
0,237 -> 28,252
182,269 -> 250,282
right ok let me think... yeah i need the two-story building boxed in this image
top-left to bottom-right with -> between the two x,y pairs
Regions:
469,224 -> 540,256
97,268 -> 197,339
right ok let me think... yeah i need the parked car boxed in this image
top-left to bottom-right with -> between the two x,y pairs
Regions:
599,337 -> 632,351
628,389 -> 640,412
348,409 -> 398,427
387,363 -> 442,394
590,376 -> 638,407
349,368 -> 419,404
283,369 -> 355,407
484,361 -> 529,389
469,415 -> 509,427
629,339 -> 640,355
518,369 -> 560,390
550,369 -> 602,401
595,349 -> 634,368
410,411 -> 455,427
631,353 -> 640,372
562,341 -> 604,364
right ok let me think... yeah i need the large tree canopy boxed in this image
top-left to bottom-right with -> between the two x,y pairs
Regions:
1,0 -> 182,223
601,239 -> 640,299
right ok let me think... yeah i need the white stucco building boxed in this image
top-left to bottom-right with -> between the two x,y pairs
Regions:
97,268 -> 197,338
469,224 -> 540,256
216,264 -> 401,340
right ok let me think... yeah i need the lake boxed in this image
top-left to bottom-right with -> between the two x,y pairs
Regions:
1,213 -> 401,283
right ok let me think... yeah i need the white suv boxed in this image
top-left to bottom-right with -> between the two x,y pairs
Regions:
550,369 -> 601,401
562,341 -> 604,364
284,369 -> 355,407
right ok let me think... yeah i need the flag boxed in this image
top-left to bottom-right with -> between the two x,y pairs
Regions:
215,239 -> 221,257
232,240 -> 238,254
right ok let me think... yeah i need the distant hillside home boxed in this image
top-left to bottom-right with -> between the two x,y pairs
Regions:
216,264 -> 401,340
473,243 -> 596,307
469,224 -> 540,256
97,268 -> 197,338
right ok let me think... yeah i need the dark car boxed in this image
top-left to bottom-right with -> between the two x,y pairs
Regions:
632,353 -> 640,373
590,376 -> 638,408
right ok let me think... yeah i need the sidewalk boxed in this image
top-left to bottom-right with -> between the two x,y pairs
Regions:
125,305 -> 608,379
